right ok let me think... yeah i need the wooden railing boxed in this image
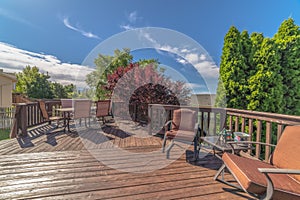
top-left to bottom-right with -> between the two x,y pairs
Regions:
226,108 -> 300,160
10,100 -> 61,138
9,100 -> 300,160
148,104 -> 226,136
148,104 -> 300,160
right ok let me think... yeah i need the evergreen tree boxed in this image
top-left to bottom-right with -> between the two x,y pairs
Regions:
215,26 -> 248,109
247,38 -> 283,113
273,18 -> 300,115
249,32 -> 264,76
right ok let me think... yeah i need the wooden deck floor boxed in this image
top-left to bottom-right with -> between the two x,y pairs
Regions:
0,121 -> 253,199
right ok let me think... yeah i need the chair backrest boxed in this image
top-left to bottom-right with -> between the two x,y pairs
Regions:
61,99 -> 73,108
96,100 -> 111,118
171,108 -> 197,131
73,99 -> 92,119
271,125 -> 300,181
38,100 -> 49,120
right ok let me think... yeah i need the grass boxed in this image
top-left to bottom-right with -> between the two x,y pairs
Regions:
0,129 -> 10,141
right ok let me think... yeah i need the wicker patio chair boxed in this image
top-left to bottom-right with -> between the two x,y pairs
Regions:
215,125 -> 300,200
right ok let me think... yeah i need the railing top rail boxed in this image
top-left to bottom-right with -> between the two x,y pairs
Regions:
226,108 -> 300,124
148,104 -> 226,113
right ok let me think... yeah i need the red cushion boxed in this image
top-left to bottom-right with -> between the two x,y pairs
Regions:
223,153 -> 300,199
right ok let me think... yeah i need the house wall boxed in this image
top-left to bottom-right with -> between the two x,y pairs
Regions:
190,94 -> 216,107
0,75 -> 14,107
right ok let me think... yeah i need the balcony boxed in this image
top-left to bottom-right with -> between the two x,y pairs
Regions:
0,100 -> 299,199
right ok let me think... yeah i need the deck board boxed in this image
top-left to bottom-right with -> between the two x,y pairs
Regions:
0,122 -> 253,199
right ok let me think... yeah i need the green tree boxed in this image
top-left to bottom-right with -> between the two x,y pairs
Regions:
51,82 -> 67,98
273,18 -> 300,115
215,26 -> 249,109
86,48 -> 133,90
249,32 -> 264,75
247,38 -> 283,113
15,66 -> 54,99
85,48 -> 133,99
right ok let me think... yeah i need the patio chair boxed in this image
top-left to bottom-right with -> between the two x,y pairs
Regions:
73,99 -> 92,127
38,100 -> 64,128
162,108 -> 198,159
61,99 -> 73,108
96,100 -> 112,124
215,125 -> 300,200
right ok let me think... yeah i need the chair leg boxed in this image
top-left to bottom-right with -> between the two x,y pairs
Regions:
214,164 -> 244,191
166,140 -> 175,159
214,164 -> 226,180
162,135 -> 167,153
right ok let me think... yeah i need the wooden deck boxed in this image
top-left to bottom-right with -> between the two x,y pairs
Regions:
0,121 -> 253,199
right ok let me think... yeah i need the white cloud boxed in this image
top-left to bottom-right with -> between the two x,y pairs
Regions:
120,11 -> 142,31
120,24 -> 135,31
185,53 -> 199,64
63,17 -> 100,39
139,32 -> 220,93
0,42 -> 94,89
128,11 -> 138,23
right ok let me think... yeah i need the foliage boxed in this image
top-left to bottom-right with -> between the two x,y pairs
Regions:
102,62 -> 191,121
51,83 -> 76,99
15,65 -> 77,99
0,129 -> 10,141
247,38 -> 283,113
215,18 -> 300,116
215,26 -> 250,109
85,48 -> 133,99
15,66 -> 54,99
273,18 -> 300,115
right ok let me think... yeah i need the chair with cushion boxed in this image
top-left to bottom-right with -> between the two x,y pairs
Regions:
61,99 -> 73,108
162,108 -> 198,159
96,100 -> 113,124
38,100 -> 64,129
215,125 -> 300,200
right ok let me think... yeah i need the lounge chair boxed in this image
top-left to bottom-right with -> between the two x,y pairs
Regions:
215,125 -> 300,200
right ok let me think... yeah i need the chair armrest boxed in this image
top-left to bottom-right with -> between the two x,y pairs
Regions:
227,141 -> 276,148
194,123 -> 199,132
258,168 -> 300,199
226,141 -> 273,155
164,120 -> 173,131
258,168 -> 300,174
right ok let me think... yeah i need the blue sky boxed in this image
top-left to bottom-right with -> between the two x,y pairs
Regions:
0,0 -> 300,93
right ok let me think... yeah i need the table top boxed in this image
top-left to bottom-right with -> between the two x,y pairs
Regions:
56,108 -> 74,112
201,135 -> 250,151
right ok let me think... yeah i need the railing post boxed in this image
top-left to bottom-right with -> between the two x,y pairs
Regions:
9,103 -> 27,138
255,120 -> 262,159
265,122 -> 272,161
19,103 -> 28,137
10,104 -> 21,138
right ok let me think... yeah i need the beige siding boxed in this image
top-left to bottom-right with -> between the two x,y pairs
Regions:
190,94 -> 216,107
0,75 -> 15,107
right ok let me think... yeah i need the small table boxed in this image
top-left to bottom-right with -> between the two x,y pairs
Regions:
56,108 -> 73,132
200,135 -> 251,159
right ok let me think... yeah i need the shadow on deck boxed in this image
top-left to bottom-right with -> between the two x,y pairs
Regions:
0,121 -> 253,199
